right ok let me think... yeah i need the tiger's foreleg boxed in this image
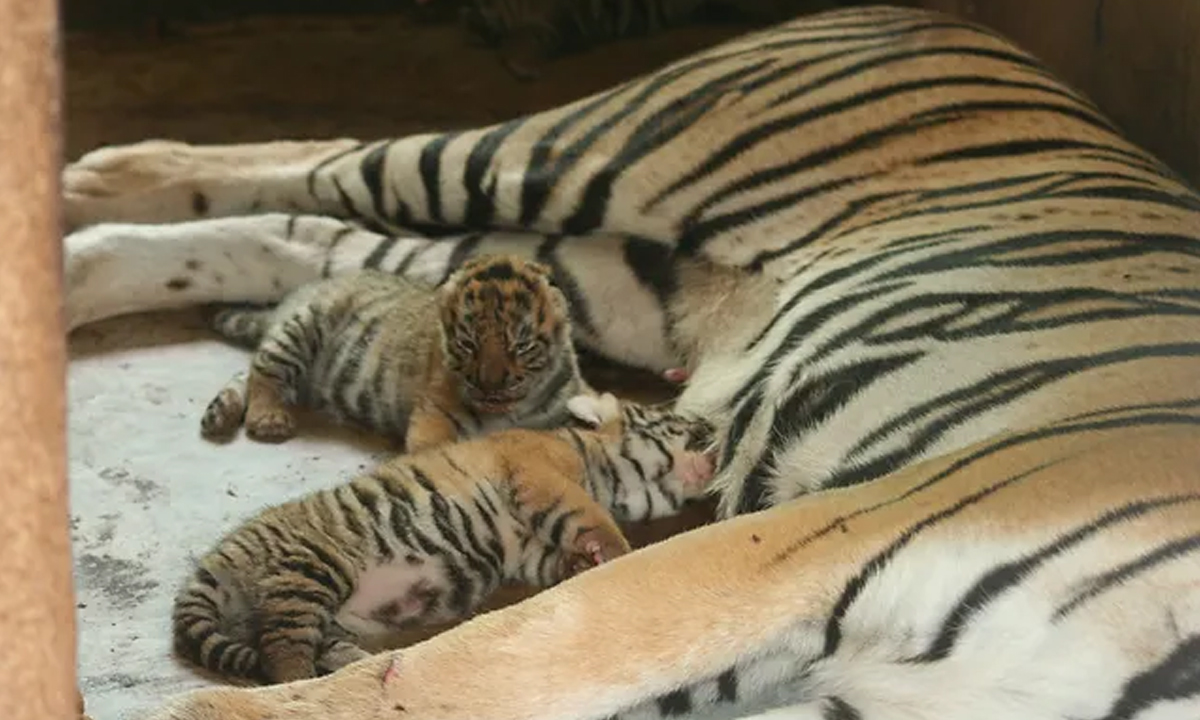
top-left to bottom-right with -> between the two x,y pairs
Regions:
497,441 -> 633,578
403,365 -> 468,453
239,300 -> 330,443
63,215 -> 685,376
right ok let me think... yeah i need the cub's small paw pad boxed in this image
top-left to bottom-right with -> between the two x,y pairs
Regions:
580,539 -> 608,566
245,410 -> 297,443
562,528 -> 630,577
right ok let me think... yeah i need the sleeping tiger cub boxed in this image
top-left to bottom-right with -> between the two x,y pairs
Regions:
173,392 -> 716,684
200,254 -> 588,452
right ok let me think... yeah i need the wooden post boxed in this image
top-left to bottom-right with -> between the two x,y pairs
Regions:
0,2 -> 75,720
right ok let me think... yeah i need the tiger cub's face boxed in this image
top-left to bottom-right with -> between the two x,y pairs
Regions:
439,255 -> 570,414
569,393 -> 718,493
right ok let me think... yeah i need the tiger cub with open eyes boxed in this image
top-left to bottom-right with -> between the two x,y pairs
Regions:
173,392 -> 717,684
200,254 -> 588,452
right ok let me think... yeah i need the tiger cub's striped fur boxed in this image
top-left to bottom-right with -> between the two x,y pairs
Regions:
173,393 -> 715,684
201,255 -> 587,451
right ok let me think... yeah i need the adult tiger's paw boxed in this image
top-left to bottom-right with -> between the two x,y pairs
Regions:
63,140 -> 207,229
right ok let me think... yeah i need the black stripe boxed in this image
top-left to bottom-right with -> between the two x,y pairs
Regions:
747,189 -> 905,270
563,58 -> 776,236
656,40 -> 1045,209
546,506 -> 582,548
418,134 -> 456,224
736,352 -> 923,514
1098,634 -> 1200,720
536,235 -> 598,337
359,141 -> 394,223
765,407 -> 1200,569
518,48 -> 751,228
464,120 -> 526,228
716,669 -> 738,703
726,283 -> 900,413
623,236 -> 677,306
828,343 -> 1200,489
746,226 -> 973,353
441,554 -> 477,615
454,503 -> 504,574
1055,532 -> 1200,620
440,233 -> 485,283
913,495 -> 1200,662
814,288 -> 1200,358
470,493 -> 508,565
878,229 -> 1200,283
655,689 -> 692,717
363,236 -> 398,270
392,239 -> 430,279
296,536 -> 354,600
305,141 -> 367,201
822,696 -> 863,720
822,459 -> 1064,657
681,174 -> 866,256
719,390 -> 762,472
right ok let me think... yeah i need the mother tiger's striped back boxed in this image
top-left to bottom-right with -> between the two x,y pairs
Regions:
64,5 -> 1200,719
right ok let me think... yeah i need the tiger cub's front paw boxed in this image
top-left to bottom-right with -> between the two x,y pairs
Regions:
560,527 -> 631,579
200,388 -> 247,440
245,407 -> 298,443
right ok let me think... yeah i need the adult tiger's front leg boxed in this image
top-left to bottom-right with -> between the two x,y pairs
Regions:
63,214 -> 433,332
136,498 -> 832,720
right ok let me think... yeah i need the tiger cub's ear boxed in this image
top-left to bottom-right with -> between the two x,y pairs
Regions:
520,259 -> 558,289
566,392 -> 621,429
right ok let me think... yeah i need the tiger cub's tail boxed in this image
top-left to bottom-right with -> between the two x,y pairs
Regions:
172,564 -> 262,681
208,304 -> 275,348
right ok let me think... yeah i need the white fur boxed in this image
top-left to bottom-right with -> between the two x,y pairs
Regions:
566,392 -> 622,428
336,557 -> 452,639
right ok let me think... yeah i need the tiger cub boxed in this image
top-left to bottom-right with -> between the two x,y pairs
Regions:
200,255 -> 588,452
172,393 -> 716,684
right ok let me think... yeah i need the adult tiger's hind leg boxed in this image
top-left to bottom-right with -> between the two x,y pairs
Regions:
64,213 -> 399,331
63,139 -> 362,229
65,214 -> 686,373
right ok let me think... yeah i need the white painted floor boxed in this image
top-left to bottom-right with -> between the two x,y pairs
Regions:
68,310 -> 395,720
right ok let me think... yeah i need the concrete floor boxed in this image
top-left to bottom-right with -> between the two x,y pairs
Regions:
69,309 -> 398,718
63,15 -> 741,719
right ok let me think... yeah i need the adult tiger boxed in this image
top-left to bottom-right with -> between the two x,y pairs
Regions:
64,4 -> 1200,719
